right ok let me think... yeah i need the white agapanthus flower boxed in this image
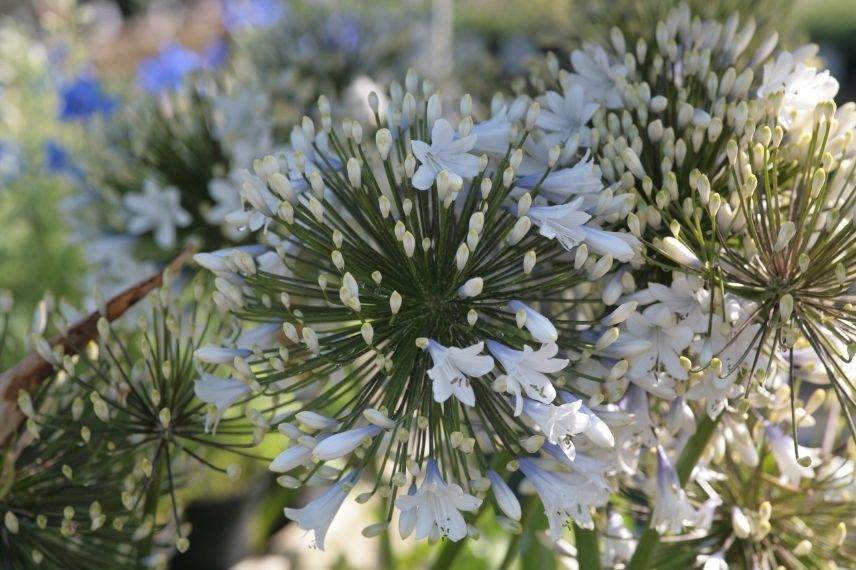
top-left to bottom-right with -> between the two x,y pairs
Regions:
647,274 -> 709,333
517,154 -> 604,201
411,118 -> 480,190
425,340 -> 494,406
567,43 -> 627,108
508,301 -> 559,343
522,398 -> 589,460
651,446 -> 697,535
623,304 -> 694,383
537,85 -> 599,148
518,457 -> 598,536
395,459 -> 482,542
194,374 -> 252,431
757,50 -> 839,129
123,179 -> 191,249
764,423 -> 816,483
487,341 -> 568,416
283,471 -> 358,550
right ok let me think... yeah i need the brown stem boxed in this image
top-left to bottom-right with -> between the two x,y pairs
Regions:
0,244 -> 196,447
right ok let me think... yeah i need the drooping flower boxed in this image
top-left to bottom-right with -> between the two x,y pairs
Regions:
284,471 -> 359,550
395,459 -> 482,542
194,373 -> 252,431
651,446 -> 697,535
623,304 -> 694,383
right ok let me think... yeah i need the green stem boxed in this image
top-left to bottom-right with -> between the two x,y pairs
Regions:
573,523 -> 601,569
627,414 -> 720,570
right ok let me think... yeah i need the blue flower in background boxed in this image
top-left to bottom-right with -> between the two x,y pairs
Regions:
203,39 -> 230,70
221,0 -> 285,31
58,74 -> 116,121
137,43 -> 201,94
323,12 -> 362,54
43,139 -> 84,181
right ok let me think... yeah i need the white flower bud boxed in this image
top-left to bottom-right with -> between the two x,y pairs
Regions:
361,322 -> 374,345
523,250 -> 536,274
455,244 -> 470,270
402,232 -> 416,257
376,128 -> 392,160
347,158 -> 362,188
459,277 -> 484,298
506,216 -> 531,245
389,291 -> 402,314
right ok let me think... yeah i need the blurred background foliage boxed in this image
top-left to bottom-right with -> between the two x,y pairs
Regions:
1,0 -> 855,568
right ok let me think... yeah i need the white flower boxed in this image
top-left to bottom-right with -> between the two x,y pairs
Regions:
651,446 -> 697,535
522,398 -> 589,460
283,471 -> 358,550
567,44 -> 627,108
647,274 -> 709,332
193,345 -> 251,364
559,392 -> 614,447
395,459 -> 482,542
659,237 -> 702,270
528,198 -> 637,262
471,102 -> 525,157
537,85 -> 599,148
518,457 -> 598,537
487,341 -> 567,416
508,301 -> 559,343
426,340 -> 494,407
312,425 -> 382,461
270,444 -> 312,473
603,511 -> 636,567
194,374 -> 252,432
764,423 -> 815,483
487,469 -> 521,521
701,552 -> 729,570
517,155 -> 604,202
757,50 -> 839,129
623,304 -> 694,382
411,119 -> 480,190
206,177 -> 242,225
123,179 -> 191,249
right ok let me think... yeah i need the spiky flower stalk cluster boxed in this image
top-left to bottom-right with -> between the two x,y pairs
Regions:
193,68 -> 647,545
527,4 -> 855,568
0,276 -> 257,566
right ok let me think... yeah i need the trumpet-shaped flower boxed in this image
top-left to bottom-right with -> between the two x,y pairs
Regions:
283,471 -> 358,550
411,119 -> 480,190
395,459 -> 482,542
487,341 -> 567,416
123,179 -> 192,249
426,340 -> 494,406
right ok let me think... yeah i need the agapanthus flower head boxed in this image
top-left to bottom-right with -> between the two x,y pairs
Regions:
195,69 -> 642,545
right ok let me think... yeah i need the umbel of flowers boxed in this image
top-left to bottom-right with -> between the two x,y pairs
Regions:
193,67 -> 647,546
0,276 -> 259,566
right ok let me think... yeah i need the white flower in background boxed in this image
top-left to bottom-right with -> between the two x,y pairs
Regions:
194,374 -> 252,431
542,443 -> 612,495
487,341 -> 568,416
537,85 -> 599,148
647,274 -> 709,332
519,155 -> 604,202
470,100 -> 526,157
684,362 -> 740,420
651,446 -> 697,535
284,471 -> 358,550
757,50 -> 839,129
193,345 -> 252,364
522,398 -> 589,460
508,301 -> 559,343
764,423 -> 816,483
425,340 -> 494,406
206,177 -> 242,225
567,43 -> 627,108
691,316 -> 760,373
411,119 -> 480,190
623,304 -> 694,382
395,459 -> 482,542
528,198 -> 638,262
123,179 -> 191,249
603,511 -> 636,567
518,457 -> 598,536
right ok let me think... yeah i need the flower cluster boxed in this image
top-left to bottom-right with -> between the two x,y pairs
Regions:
193,66 -> 648,546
